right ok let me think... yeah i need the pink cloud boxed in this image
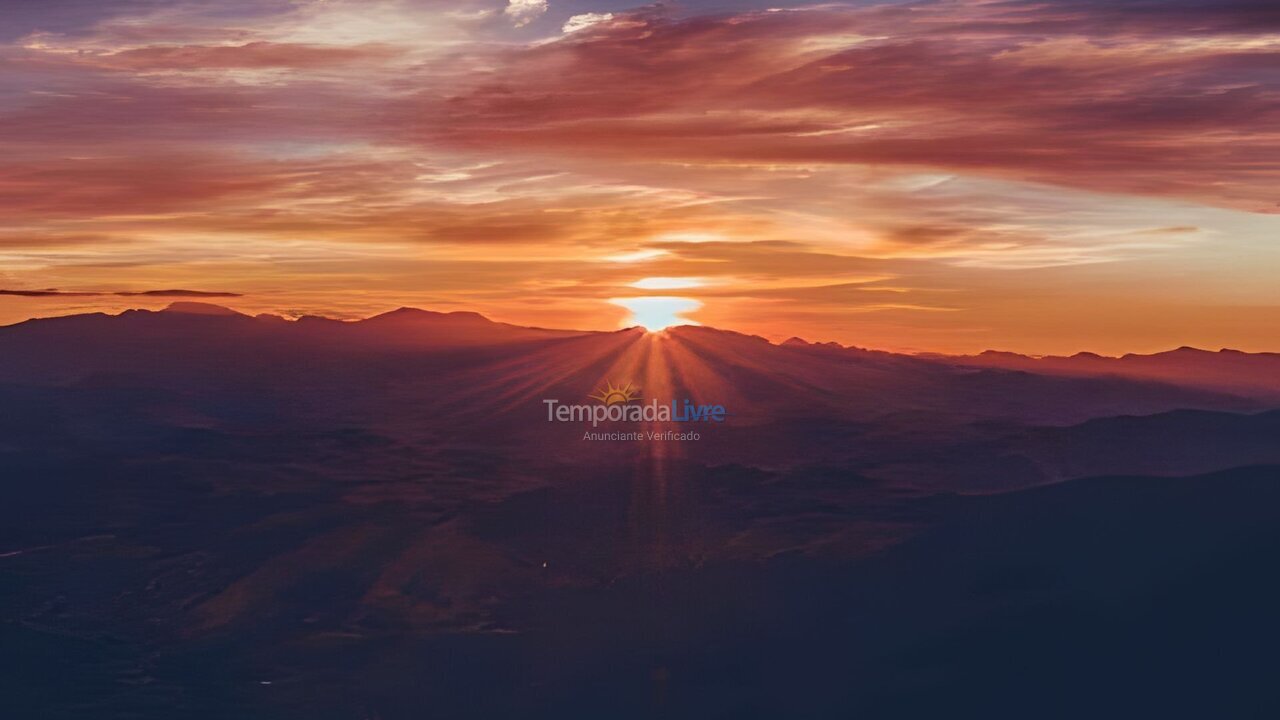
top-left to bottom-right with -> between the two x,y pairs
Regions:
92,41 -> 400,70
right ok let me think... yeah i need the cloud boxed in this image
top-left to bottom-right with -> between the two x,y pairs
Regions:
118,289 -> 244,297
0,0 -> 1276,352
90,41 -> 400,71
416,2 -> 1280,211
0,289 -> 99,297
9,0 -> 1274,212
562,13 -> 612,34
0,288 -> 242,298
504,0 -> 546,28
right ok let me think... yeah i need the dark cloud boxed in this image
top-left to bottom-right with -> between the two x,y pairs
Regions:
985,0 -> 1280,36
0,288 -> 242,297
118,289 -> 243,297
413,3 -> 1280,210
0,289 -> 100,297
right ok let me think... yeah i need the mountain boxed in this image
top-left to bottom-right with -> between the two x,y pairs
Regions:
937,345 -> 1280,400
817,464 -> 1280,718
5,445 -> 1278,717
862,407 -> 1280,491
3,304 -> 1277,484
0,305 -> 1267,424
3,304 -> 1280,718
0,304 -> 1272,476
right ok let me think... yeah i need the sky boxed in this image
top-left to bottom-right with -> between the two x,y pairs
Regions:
1,0 -> 1277,354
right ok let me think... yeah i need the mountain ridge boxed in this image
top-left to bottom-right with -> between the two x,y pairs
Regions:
6,302 -> 1277,360
0,303 -> 1270,434
3,304 -> 1279,406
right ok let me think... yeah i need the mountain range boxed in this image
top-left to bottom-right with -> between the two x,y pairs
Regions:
2,303 -> 1279,718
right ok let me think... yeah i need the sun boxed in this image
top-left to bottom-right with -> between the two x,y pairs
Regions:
609,296 -> 702,332
589,380 -> 641,405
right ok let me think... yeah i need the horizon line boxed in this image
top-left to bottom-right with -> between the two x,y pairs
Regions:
2,301 -> 1275,361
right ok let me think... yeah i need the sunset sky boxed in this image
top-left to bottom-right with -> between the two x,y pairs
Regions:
1,0 -> 1277,354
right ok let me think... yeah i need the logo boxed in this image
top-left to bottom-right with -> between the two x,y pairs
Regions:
543,380 -> 727,428
588,380 -> 641,405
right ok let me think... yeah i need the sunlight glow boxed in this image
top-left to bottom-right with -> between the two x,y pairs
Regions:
651,232 -> 727,244
630,277 -> 706,290
609,296 -> 702,331
604,249 -> 670,263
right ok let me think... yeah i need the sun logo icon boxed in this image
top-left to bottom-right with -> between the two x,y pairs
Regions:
589,380 -> 641,405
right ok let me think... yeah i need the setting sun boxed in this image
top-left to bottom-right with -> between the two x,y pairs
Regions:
610,296 -> 702,332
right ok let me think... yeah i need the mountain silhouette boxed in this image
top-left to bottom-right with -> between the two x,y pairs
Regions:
937,345 -> 1280,400
0,305 -> 1268,425
3,305 -> 1280,718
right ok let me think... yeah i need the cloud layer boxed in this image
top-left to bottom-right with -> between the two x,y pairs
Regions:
0,0 -> 1276,353
0,289 -> 241,297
